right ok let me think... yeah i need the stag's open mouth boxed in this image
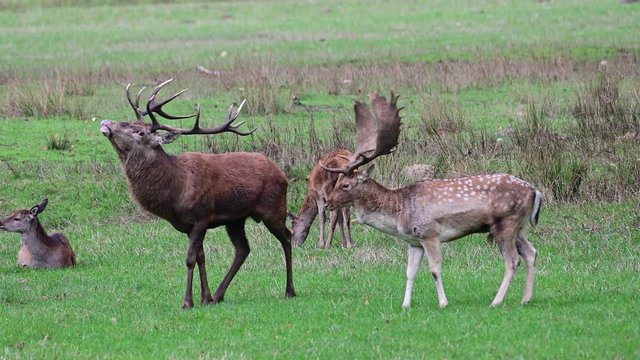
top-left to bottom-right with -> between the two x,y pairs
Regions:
100,120 -> 113,137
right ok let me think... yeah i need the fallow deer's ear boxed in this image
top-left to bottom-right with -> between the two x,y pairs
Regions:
157,131 -> 181,145
29,198 -> 48,217
358,164 -> 375,183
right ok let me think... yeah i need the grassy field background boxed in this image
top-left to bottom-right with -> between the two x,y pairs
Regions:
1,0 -> 639,358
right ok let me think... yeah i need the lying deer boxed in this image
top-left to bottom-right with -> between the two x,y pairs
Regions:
101,79 -> 295,308
322,93 -> 542,308
0,198 -> 76,268
291,149 -> 353,248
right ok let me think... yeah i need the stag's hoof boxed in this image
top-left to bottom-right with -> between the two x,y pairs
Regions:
182,300 -> 194,309
286,289 -> 297,298
201,295 -> 215,305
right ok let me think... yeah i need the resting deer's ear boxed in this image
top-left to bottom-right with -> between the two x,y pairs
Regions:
156,131 -> 181,145
29,198 -> 48,217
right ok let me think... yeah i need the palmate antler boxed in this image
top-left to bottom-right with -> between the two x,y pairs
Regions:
322,92 -> 402,175
125,79 -> 255,136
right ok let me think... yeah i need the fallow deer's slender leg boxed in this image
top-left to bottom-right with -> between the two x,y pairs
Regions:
327,210 -> 341,248
516,230 -> 537,304
343,207 -> 353,248
491,226 -> 521,307
212,219 -> 250,303
422,238 -> 448,308
317,198 -> 327,248
402,245 -> 424,308
183,224 -> 207,309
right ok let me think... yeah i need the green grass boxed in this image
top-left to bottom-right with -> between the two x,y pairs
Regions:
1,0 -> 639,358
1,0 -> 639,71
0,204 -> 638,358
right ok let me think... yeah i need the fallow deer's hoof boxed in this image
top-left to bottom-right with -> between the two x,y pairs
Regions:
439,302 -> 448,309
490,302 -> 502,308
317,243 -> 325,249
521,299 -> 532,305
344,243 -> 354,249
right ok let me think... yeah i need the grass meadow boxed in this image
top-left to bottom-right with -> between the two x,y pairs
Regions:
1,0 -> 639,358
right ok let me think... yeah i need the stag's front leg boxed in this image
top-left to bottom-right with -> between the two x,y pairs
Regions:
197,244 -> 214,305
423,238 -> 448,308
183,225 -> 208,309
402,245 -> 424,309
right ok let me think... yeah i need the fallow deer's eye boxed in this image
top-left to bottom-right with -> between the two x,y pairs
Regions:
342,183 -> 351,190
136,131 -> 145,136
13,218 -> 20,222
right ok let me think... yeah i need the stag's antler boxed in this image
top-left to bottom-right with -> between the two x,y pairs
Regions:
322,92 -> 402,174
126,79 -> 254,136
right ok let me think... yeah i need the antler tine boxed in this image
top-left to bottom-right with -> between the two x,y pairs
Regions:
142,79 -> 197,120
125,83 -> 146,121
323,91 -> 402,175
179,99 -> 256,136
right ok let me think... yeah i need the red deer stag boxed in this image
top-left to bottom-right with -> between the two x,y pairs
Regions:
100,79 -> 296,308
0,198 -> 76,268
291,149 -> 353,248
322,93 -> 542,308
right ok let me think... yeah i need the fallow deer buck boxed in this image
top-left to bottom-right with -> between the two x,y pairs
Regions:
291,149 -> 353,248
100,79 -> 296,308
322,93 -> 542,308
0,198 -> 76,268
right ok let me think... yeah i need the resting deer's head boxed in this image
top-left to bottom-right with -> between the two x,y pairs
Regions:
101,79 -> 251,159
0,199 -> 48,233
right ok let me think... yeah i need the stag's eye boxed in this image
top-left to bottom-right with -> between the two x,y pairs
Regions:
13,218 -> 19,222
135,131 -> 145,136
342,183 -> 351,190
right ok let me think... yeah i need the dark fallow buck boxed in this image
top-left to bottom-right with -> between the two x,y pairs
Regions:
0,198 -> 76,268
100,79 -> 296,308
290,149 -> 354,248
322,93 -> 542,308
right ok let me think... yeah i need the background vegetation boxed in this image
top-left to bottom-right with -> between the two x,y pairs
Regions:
0,0 -> 638,358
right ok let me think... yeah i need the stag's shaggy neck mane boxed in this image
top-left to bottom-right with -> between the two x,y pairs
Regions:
121,146 -> 183,224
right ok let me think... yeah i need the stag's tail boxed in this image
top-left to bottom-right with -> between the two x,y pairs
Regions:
530,190 -> 542,227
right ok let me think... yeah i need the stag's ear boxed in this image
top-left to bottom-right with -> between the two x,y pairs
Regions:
157,131 -> 181,145
357,164 -> 375,183
29,198 -> 48,217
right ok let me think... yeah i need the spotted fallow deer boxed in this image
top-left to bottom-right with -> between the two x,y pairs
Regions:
291,149 -> 353,248
0,198 -> 76,268
100,79 -> 295,308
322,93 -> 542,309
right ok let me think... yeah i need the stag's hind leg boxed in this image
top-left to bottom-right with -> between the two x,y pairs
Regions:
516,230 -> 537,304
212,219 -> 251,303
491,220 -> 521,307
263,216 -> 297,298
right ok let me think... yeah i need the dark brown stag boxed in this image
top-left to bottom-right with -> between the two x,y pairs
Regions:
322,93 -> 541,308
101,79 -> 296,308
